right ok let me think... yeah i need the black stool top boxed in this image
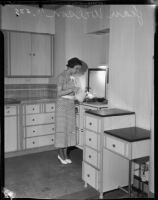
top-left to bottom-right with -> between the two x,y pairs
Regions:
133,156 -> 149,164
104,127 -> 150,142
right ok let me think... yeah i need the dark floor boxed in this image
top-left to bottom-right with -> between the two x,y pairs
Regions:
5,148 -> 147,199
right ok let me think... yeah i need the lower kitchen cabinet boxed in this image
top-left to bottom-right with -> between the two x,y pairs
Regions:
82,109 -> 136,198
22,102 -> 56,149
4,104 -> 19,152
76,103 -> 108,149
4,101 -> 56,157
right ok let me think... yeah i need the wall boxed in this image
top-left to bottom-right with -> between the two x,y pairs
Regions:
108,5 -> 155,193
54,5 -> 109,77
49,7 -> 66,84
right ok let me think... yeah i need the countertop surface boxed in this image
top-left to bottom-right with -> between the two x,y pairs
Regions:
5,97 -> 57,104
85,108 -> 135,117
5,98 -> 21,104
104,127 -> 150,142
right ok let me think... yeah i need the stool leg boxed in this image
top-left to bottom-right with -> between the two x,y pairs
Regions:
138,164 -> 141,197
128,160 -> 132,197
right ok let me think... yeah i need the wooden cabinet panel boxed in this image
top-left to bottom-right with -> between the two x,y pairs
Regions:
5,116 -> 17,152
5,105 -> 17,116
85,130 -> 100,150
85,146 -> 100,168
82,162 -> 99,190
26,124 -> 55,137
106,135 -> 126,156
26,113 -> 55,125
86,116 -> 98,132
26,135 -> 54,149
45,103 -> 55,113
6,31 -> 52,77
103,148 -> 129,192
31,34 -> 52,76
25,104 -> 40,114
10,32 -> 32,76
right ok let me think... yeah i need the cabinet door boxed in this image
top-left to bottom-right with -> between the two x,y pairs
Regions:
5,116 -> 17,152
31,34 -> 52,76
9,32 -> 32,76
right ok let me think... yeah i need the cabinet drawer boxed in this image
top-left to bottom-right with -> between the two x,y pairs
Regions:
26,124 -> 55,137
5,105 -> 16,116
86,116 -> 98,132
26,113 -> 55,125
106,136 -> 126,156
82,162 -> 99,190
85,146 -> 100,168
85,130 -> 100,150
25,104 -> 40,114
45,103 -> 55,112
26,135 -> 54,149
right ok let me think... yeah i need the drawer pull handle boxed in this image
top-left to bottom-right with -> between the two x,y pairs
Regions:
112,144 -> 116,148
52,128 -> 54,130
32,108 -> 35,110
51,117 -> 54,119
89,138 -> 92,141
88,155 -> 92,159
87,174 -> 90,177
51,139 -> 54,141
51,107 -> 54,109
89,122 -> 92,126
33,130 -> 35,133
32,141 -> 35,144
32,119 -> 35,121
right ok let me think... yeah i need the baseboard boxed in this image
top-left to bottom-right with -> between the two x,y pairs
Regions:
4,145 -> 57,158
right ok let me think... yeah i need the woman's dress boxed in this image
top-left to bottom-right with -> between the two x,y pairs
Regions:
55,70 -> 77,148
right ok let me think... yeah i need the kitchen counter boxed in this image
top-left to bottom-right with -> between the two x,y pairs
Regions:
5,97 -> 57,104
85,108 -> 135,117
104,127 -> 150,142
5,98 -> 21,104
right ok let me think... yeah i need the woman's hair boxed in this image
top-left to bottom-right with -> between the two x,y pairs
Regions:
66,57 -> 82,68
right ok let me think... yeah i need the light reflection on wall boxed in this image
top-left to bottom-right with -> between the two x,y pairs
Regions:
89,70 -> 106,98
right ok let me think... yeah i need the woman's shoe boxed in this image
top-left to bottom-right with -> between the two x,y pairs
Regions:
65,159 -> 72,164
57,155 -> 67,164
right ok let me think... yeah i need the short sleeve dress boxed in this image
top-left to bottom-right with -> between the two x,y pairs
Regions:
55,70 -> 77,148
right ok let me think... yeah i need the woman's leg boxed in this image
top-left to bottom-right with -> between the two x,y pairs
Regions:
58,148 -> 65,160
63,148 -> 68,159
63,148 -> 72,163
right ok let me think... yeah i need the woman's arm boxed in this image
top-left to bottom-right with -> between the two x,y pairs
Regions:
57,85 -> 74,97
57,73 -> 80,97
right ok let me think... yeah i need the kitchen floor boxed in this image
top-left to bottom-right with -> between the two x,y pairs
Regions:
4,148 -> 146,199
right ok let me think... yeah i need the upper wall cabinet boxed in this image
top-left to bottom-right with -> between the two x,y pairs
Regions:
0,5 -> 55,34
5,31 -> 53,77
86,5 -> 110,34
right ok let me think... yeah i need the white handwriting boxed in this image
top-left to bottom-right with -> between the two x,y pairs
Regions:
14,6 -> 143,26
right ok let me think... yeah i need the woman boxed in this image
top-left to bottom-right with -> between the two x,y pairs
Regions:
55,57 -> 87,164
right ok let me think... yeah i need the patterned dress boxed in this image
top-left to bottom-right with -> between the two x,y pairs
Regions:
55,70 -> 77,148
